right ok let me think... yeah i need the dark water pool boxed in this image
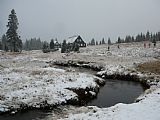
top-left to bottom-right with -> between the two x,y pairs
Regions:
0,110 -> 52,120
87,79 -> 146,107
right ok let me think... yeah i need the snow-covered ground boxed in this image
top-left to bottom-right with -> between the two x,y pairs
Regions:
59,87 -> 160,120
58,42 -> 160,120
0,42 -> 160,120
0,51 -> 103,113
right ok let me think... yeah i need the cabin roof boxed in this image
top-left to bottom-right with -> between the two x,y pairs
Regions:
54,39 -> 59,44
66,35 -> 80,43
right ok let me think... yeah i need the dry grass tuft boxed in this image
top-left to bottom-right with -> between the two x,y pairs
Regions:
31,70 -> 42,75
31,70 -> 48,75
137,60 -> 160,74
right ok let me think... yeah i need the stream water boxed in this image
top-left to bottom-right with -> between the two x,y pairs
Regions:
0,66 -> 146,120
87,79 -> 146,107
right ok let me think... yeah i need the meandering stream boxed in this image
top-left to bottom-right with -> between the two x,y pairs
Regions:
0,66 -> 147,120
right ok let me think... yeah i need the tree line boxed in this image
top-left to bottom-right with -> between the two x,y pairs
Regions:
23,38 -> 43,50
117,31 -> 160,43
87,31 -> 160,46
88,38 -> 111,46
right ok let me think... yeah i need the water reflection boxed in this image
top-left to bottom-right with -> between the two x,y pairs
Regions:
0,110 -> 52,120
87,79 -> 146,107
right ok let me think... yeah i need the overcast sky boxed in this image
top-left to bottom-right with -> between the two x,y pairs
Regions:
0,0 -> 160,42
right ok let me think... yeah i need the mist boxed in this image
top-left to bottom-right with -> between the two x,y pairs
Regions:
0,0 -> 160,42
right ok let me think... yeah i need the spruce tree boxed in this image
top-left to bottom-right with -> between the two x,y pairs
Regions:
125,36 -> 132,43
131,36 -> 134,42
50,39 -> 54,49
24,40 -> 30,50
1,34 -> 8,51
102,38 -> 105,44
6,9 -> 22,52
42,41 -> 49,53
117,37 -> 121,43
158,32 -> 160,41
96,41 -> 98,45
108,38 -> 111,45
135,34 -> 141,42
0,41 -> 2,50
61,40 -> 67,53
91,38 -> 95,45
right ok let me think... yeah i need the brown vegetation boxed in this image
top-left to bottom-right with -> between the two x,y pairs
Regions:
137,60 -> 160,74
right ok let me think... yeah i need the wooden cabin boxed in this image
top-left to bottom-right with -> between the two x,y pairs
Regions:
66,35 -> 86,47
53,39 -> 61,49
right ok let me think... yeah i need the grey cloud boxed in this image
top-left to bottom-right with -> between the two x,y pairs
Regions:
0,0 -> 160,42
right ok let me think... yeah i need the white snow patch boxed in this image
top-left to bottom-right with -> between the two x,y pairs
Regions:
60,88 -> 160,120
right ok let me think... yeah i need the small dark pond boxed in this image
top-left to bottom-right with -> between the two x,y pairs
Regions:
0,66 -> 147,120
0,110 -> 53,120
87,79 -> 146,107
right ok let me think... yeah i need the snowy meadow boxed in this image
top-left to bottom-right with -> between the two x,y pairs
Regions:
0,42 -> 160,120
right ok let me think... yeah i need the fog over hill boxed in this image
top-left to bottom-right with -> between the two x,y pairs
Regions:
0,0 -> 160,42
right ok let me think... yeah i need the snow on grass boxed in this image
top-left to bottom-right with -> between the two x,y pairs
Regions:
0,53 -> 102,113
0,42 -> 160,119
58,42 -> 160,120
0,67 -> 100,112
